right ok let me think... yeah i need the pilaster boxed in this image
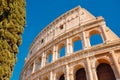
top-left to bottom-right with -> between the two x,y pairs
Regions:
92,67 -> 98,80
65,64 -> 70,80
69,68 -> 74,80
66,38 -> 73,56
110,51 -> 120,78
41,52 -> 46,67
53,45 -> 57,61
53,45 -> 59,61
32,61 -> 35,73
100,22 -> 109,42
50,71 -> 53,80
82,31 -> 90,49
86,57 -> 93,80
91,56 -> 98,80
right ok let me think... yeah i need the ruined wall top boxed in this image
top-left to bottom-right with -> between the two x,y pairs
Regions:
28,6 -> 97,56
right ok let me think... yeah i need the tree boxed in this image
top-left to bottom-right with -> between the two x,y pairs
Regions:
0,0 -> 26,79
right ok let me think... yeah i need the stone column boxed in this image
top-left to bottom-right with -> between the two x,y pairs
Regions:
92,66 -> 98,80
100,22 -> 109,42
53,72 -> 56,80
82,31 -> 90,50
50,71 -> 53,80
41,52 -> 46,67
56,46 -> 59,60
66,38 -> 73,56
41,53 -> 44,67
110,51 -> 120,78
65,64 -> 70,80
53,46 -> 56,61
66,38 -> 70,56
90,56 -> 98,80
53,45 -> 59,61
32,61 -> 35,73
69,68 -> 74,80
86,57 -> 93,80
69,39 -> 73,54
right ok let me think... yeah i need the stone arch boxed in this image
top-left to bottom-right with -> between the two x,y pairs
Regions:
95,57 -> 111,68
89,29 -> 101,37
75,68 -> 87,80
58,42 -> 66,58
42,74 -> 49,80
73,64 -> 85,73
55,68 -> 65,80
59,74 -> 65,80
46,50 -> 53,63
72,35 -> 83,52
73,63 -> 87,80
97,63 -> 116,80
35,56 -> 42,71
88,29 -> 103,46
96,58 -> 116,80
73,64 -> 87,80
91,56 -> 111,70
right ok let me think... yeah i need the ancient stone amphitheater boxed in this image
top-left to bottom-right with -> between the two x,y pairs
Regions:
20,6 -> 120,80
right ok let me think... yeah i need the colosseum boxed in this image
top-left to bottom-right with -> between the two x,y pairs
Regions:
20,6 -> 120,80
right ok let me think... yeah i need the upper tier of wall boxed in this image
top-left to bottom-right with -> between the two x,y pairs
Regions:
27,6 -> 96,58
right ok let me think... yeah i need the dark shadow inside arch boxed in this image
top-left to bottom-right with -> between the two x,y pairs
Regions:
45,78 -> 49,80
97,63 -> 116,80
73,40 -> 82,52
59,46 -> 66,57
90,34 -> 103,46
59,74 -> 65,80
76,68 -> 87,80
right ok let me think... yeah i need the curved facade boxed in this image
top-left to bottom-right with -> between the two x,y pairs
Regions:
20,6 -> 120,80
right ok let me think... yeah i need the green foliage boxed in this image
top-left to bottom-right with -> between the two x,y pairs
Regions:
0,0 -> 26,79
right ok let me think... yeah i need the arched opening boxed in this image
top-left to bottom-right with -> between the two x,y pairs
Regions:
75,68 -> 87,80
97,63 -> 116,80
29,63 -> 33,74
73,40 -> 82,52
90,34 -> 103,46
59,46 -> 66,58
35,57 -> 41,71
47,53 -> 53,63
59,74 -> 65,80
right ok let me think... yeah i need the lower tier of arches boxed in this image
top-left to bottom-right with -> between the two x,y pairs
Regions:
23,48 -> 120,80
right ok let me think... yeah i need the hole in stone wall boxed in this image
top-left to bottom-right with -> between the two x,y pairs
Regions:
59,25 -> 64,30
41,39 -> 44,43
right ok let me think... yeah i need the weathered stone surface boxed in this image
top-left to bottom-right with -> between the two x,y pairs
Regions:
20,6 -> 120,80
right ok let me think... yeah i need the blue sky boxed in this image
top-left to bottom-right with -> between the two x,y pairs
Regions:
11,0 -> 120,80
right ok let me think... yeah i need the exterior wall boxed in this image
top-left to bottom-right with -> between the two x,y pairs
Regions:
20,6 -> 120,80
